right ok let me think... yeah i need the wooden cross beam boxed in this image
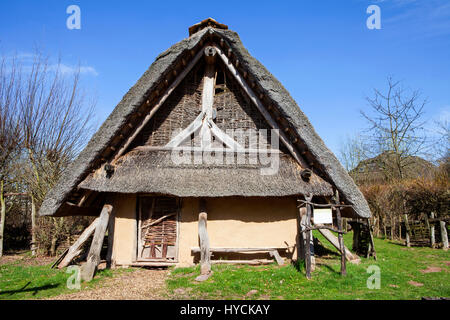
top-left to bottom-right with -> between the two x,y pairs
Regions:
165,46 -> 243,151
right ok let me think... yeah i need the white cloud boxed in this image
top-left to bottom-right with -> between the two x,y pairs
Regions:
380,0 -> 450,38
52,63 -> 99,76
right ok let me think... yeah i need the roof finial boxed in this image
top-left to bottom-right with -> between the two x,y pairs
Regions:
188,18 -> 228,36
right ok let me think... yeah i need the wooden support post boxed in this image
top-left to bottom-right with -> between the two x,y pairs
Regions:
196,198 -> 211,281
57,218 -> 99,269
352,221 -> 360,252
304,195 -> 313,279
334,190 -> 346,276
430,212 -> 435,248
81,204 -> 113,281
404,214 -> 411,247
440,221 -> 448,251
297,206 -> 306,261
367,219 -> 377,260
106,212 -> 115,268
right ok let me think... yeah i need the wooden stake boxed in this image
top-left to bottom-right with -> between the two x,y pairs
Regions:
304,195 -> 313,279
335,190 -> 346,276
404,214 -> 411,247
197,199 -> 211,278
440,221 -> 448,251
106,211 -> 115,268
430,212 -> 435,248
81,204 -> 113,281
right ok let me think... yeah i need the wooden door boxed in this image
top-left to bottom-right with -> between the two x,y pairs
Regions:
138,196 -> 180,261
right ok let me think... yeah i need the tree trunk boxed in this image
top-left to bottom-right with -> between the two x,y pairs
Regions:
0,181 -> 5,257
31,196 -> 36,256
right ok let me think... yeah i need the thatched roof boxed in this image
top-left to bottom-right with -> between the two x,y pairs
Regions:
79,149 -> 333,197
39,20 -> 371,218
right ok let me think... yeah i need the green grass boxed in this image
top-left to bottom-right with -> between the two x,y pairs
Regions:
166,233 -> 450,300
0,257 -> 134,300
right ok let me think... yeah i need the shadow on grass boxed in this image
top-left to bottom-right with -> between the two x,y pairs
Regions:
0,282 -> 60,297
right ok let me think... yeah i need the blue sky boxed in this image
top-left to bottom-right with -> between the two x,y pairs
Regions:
1,0 -> 449,156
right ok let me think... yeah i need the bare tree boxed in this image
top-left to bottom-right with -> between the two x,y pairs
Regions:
361,77 -> 429,180
338,133 -> 368,172
0,55 -> 24,257
0,50 -> 95,256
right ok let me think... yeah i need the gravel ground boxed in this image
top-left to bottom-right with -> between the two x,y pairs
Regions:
48,268 -> 169,300
0,254 -> 55,266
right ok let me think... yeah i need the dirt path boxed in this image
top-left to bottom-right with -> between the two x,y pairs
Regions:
49,268 -> 169,300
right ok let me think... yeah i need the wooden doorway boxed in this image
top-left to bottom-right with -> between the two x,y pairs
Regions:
137,196 -> 180,262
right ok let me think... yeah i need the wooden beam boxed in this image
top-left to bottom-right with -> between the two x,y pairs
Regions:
208,119 -> 244,151
304,195 -> 313,279
80,204 -> 113,281
136,145 -> 280,154
141,212 -> 176,229
166,112 -> 205,148
441,221 -> 448,251
59,202 -> 103,217
430,212 -> 436,248
112,48 -> 205,162
58,218 -> 99,269
269,250 -> 284,266
197,198 -> 211,280
191,247 -> 286,253
335,190 -> 347,276
404,214 -> 411,247
106,211 -> 115,268
213,45 -> 308,169
317,228 -> 359,262
211,260 -> 273,265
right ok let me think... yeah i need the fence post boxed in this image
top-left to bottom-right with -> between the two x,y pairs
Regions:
440,221 -> 448,251
430,212 -> 435,248
404,214 -> 411,247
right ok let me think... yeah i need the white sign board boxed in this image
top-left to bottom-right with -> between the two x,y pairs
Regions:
313,208 -> 333,224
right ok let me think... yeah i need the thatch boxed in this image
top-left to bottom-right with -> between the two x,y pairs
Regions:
79,149 -> 333,197
39,21 -> 371,218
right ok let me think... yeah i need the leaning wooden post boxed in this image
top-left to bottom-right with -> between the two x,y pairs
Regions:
304,194 -> 313,280
404,214 -> 411,247
81,204 -> 113,282
440,220 -> 448,251
430,212 -> 435,248
57,218 -> 99,269
196,198 -> 211,281
334,190 -> 346,276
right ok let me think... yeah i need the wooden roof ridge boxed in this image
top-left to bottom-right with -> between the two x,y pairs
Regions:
39,22 -> 371,219
188,18 -> 228,36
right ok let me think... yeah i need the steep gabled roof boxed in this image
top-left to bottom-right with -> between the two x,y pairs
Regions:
39,21 -> 371,218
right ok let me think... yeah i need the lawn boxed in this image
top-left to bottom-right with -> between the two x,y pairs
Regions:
0,255 -> 134,300
166,233 -> 450,300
